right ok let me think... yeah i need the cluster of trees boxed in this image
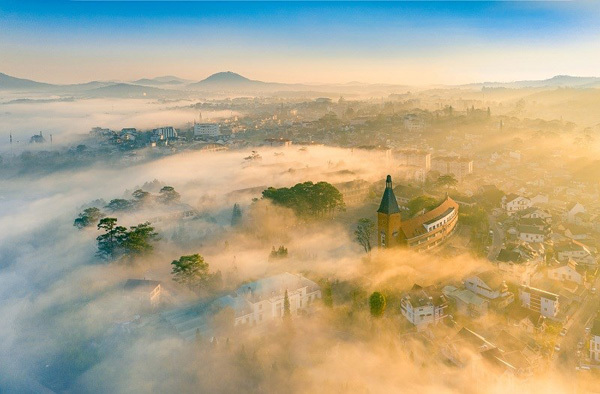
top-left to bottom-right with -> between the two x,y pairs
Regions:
406,195 -> 440,217
369,292 -> 386,318
262,181 -> 345,218
74,207 -> 105,229
75,186 -> 182,228
170,254 -> 223,294
96,218 -> 158,261
269,245 -> 288,260
105,186 -> 181,213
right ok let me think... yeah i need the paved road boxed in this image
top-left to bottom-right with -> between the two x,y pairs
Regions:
487,214 -> 504,261
555,276 -> 600,371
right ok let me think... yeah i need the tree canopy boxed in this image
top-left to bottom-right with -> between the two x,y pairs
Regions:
407,195 -> 439,217
369,292 -> 386,318
436,174 -> 458,190
96,218 -> 158,261
170,254 -> 222,293
262,181 -> 345,218
74,207 -> 105,229
159,186 -> 180,204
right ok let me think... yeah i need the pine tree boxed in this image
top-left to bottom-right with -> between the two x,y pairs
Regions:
283,289 -> 291,319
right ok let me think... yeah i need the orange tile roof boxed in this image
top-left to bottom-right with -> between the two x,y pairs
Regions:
401,196 -> 459,239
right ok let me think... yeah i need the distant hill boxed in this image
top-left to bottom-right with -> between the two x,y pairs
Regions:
0,72 -> 54,90
132,76 -> 191,86
466,75 -> 600,89
82,83 -> 182,99
187,71 -> 273,91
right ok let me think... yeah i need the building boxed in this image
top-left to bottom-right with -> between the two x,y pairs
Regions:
377,175 -> 459,251
517,224 -> 549,243
519,285 -> 559,318
124,279 -> 162,308
442,285 -> 489,318
154,126 -> 177,139
555,239 -> 597,267
497,243 -> 542,285
565,202 -> 585,223
194,123 -> 220,137
502,194 -> 532,216
400,284 -> 448,329
334,179 -> 371,206
403,114 -> 425,132
547,260 -> 583,285
590,319 -> 600,362
431,156 -> 473,180
464,270 -> 514,309
396,149 -> 431,171
161,273 -> 321,340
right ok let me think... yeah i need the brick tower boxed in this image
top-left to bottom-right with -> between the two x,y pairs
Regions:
377,175 -> 402,248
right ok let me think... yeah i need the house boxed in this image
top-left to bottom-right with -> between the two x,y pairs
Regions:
590,319 -> 600,362
519,285 -> 559,318
517,224 -> 548,243
396,149 -> 431,171
153,126 -> 177,139
565,202 -> 585,223
124,279 -> 162,308
515,207 -> 552,223
547,260 -> 583,285
264,137 -> 292,147
464,270 -> 514,309
502,194 -> 532,216
497,243 -> 542,285
161,273 -> 321,341
400,284 -> 448,329
555,239 -> 597,267
506,304 -> 547,334
442,285 -> 489,318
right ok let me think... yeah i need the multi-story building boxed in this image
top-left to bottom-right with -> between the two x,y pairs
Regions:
547,260 -> 583,285
403,114 -> 425,132
519,285 -> 559,318
497,243 -> 542,285
396,149 -> 431,171
502,194 -> 532,216
400,284 -> 448,329
334,179 -> 371,206
153,126 -> 177,139
194,122 -> 220,137
590,319 -> 600,362
376,175 -> 459,251
431,156 -> 473,180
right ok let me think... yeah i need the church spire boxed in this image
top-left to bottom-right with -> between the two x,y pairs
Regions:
377,175 -> 400,214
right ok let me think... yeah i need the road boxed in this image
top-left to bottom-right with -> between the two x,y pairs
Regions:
555,275 -> 600,371
487,214 -> 504,261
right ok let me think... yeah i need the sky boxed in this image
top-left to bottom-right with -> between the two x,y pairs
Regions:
1,1 -> 600,85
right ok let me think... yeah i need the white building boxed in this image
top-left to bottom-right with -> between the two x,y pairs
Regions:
194,123 -> 220,137
124,279 -> 162,308
502,194 -> 532,216
400,284 -> 448,330
403,114 -> 425,132
590,319 -> 600,362
161,273 -> 321,341
229,273 -> 321,327
396,149 -> 431,171
519,286 -> 559,318
547,260 -> 583,285
154,126 -> 177,139
517,225 -> 548,243
516,207 -> 552,222
555,240 -> 597,267
497,244 -> 542,286
431,156 -> 473,180
464,270 -> 514,309
565,202 -> 585,223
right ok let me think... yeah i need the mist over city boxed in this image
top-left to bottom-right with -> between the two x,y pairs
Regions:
1,1 -> 600,393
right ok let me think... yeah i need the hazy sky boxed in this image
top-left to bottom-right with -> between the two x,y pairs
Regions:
1,1 -> 600,85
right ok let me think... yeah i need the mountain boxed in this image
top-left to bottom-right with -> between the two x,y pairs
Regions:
132,76 -> 191,86
187,71 -> 272,91
466,75 -> 600,89
0,72 -> 55,90
83,83 -> 183,99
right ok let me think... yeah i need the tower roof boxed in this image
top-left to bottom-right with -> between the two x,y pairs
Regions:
377,175 -> 400,214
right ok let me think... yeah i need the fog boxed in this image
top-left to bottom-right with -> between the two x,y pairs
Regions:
1,89 -> 600,393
